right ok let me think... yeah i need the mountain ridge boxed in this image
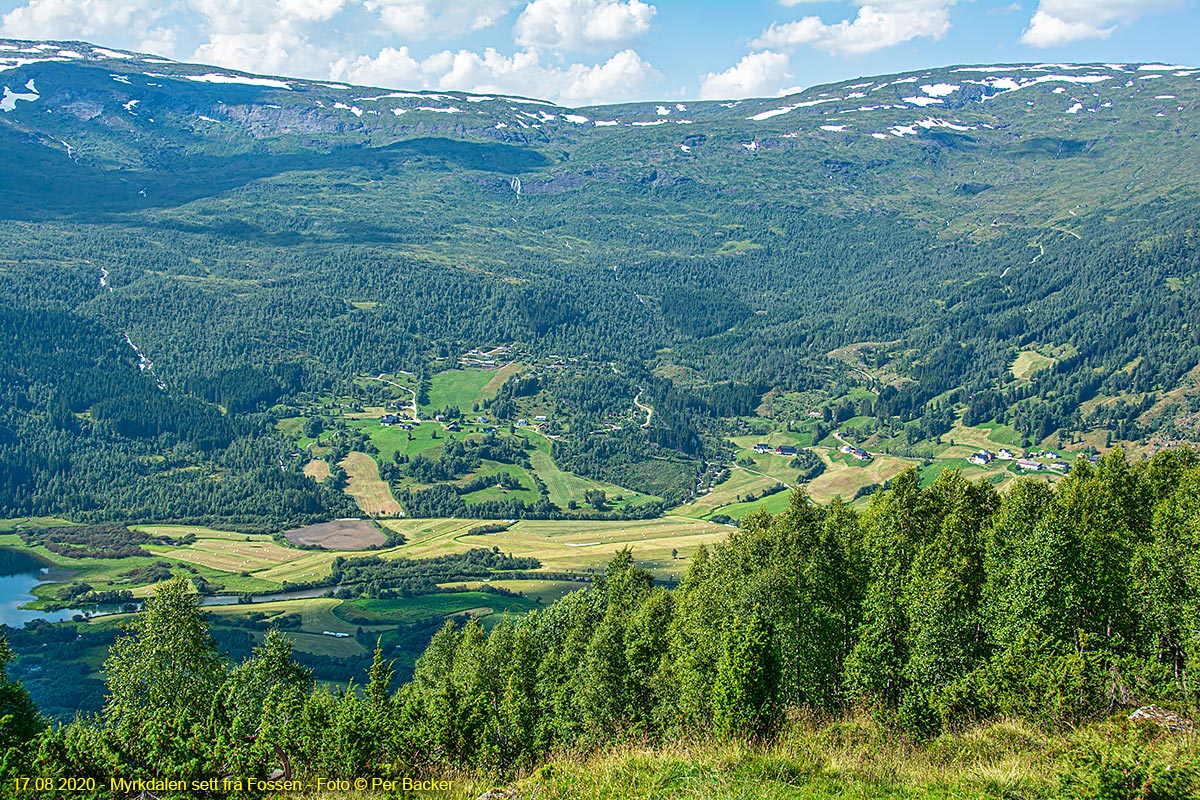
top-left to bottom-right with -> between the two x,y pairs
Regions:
3,38 -> 1198,232
0,37 -> 1198,527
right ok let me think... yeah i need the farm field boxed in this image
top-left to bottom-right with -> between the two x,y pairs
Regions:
339,451 -> 403,516
378,515 -> 729,576
283,519 -> 385,550
804,450 -> 915,504
450,579 -> 584,604
334,593 -> 540,625
303,458 -> 331,481
1010,349 -> 1057,380
346,417 -> 446,461
459,461 -> 541,505
459,517 -> 721,576
705,489 -> 795,520
675,467 -> 783,519
423,367 -> 513,415
527,437 -> 656,509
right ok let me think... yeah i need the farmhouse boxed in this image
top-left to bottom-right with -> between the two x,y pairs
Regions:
851,448 -> 871,461
1051,461 -> 1071,472
380,414 -> 402,426
997,449 -> 1015,460
776,445 -> 798,457
1017,459 -> 1044,471
969,451 -> 993,466
753,443 -> 771,454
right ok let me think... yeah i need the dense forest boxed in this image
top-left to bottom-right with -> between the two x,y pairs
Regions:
2,449 -> 1198,797
2,52 -> 1200,524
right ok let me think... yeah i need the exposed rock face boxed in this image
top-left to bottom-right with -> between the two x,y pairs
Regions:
1129,705 -> 1193,732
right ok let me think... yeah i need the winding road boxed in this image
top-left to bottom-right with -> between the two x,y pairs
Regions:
369,374 -> 421,422
633,392 -> 653,428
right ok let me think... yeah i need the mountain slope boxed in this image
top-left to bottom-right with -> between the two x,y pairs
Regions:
2,39 -> 1199,521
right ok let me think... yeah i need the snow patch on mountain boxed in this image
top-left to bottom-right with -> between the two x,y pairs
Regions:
184,73 -> 291,89
1,78 -> 38,111
921,83 -> 959,97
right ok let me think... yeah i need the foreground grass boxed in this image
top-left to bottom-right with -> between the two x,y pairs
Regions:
439,715 -> 1197,800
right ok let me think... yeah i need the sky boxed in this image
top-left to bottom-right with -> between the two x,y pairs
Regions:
1,0 -> 1197,106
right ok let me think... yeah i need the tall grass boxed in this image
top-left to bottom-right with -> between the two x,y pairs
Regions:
444,713 -> 1197,800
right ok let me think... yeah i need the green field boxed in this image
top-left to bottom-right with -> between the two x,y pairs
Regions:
706,488 -> 795,520
527,436 -> 656,509
380,515 -> 728,577
334,593 -> 541,625
675,467 -> 784,519
424,368 -> 509,415
1011,349 -> 1057,380
460,461 -> 541,505
455,578 -> 584,604
346,418 -> 446,461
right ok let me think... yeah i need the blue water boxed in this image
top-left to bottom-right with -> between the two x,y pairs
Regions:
0,548 -> 90,627
0,548 -> 333,626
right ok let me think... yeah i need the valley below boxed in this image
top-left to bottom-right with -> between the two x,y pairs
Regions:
1,37 -> 1199,799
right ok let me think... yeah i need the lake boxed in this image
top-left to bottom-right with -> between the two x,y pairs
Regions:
0,549 -> 335,627
0,548 -> 90,627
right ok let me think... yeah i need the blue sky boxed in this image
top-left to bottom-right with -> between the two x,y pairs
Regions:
2,1 -> 1197,105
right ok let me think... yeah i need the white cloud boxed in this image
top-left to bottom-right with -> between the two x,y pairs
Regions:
514,0 -> 656,50
754,1 -> 955,56
194,30 -> 335,76
2,0 -> 174,46
365,0 -> 519,39
1020,0 -> 1178,47
698,50 -> 792,100
336,45 -> 659,104
279,0 -> 347,22
1,0 -> 661,104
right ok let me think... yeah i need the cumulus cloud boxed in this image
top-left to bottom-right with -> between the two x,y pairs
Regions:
337,45 -> 658,104
278,0 -> 347,22
698,50 -> 792,100
2,0 -> 176,53
514,0 -> 656,50
1020,0 -> 1179,47
1,0 -> 662,104
365,0 -> 519,39
754,0 -> 955,56
194,31 -> 336,76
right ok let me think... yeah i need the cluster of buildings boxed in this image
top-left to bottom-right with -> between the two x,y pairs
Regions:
1016,458 -> 1071,473
753,443 -> 799,457
459,345 -> 512,368
968,447 -> 1072,473
380,414 -> 414,429
839,444 -> 872,461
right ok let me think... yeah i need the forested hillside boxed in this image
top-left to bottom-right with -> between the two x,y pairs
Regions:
1,41 -> 1199,523
2,449 -> 1198,798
